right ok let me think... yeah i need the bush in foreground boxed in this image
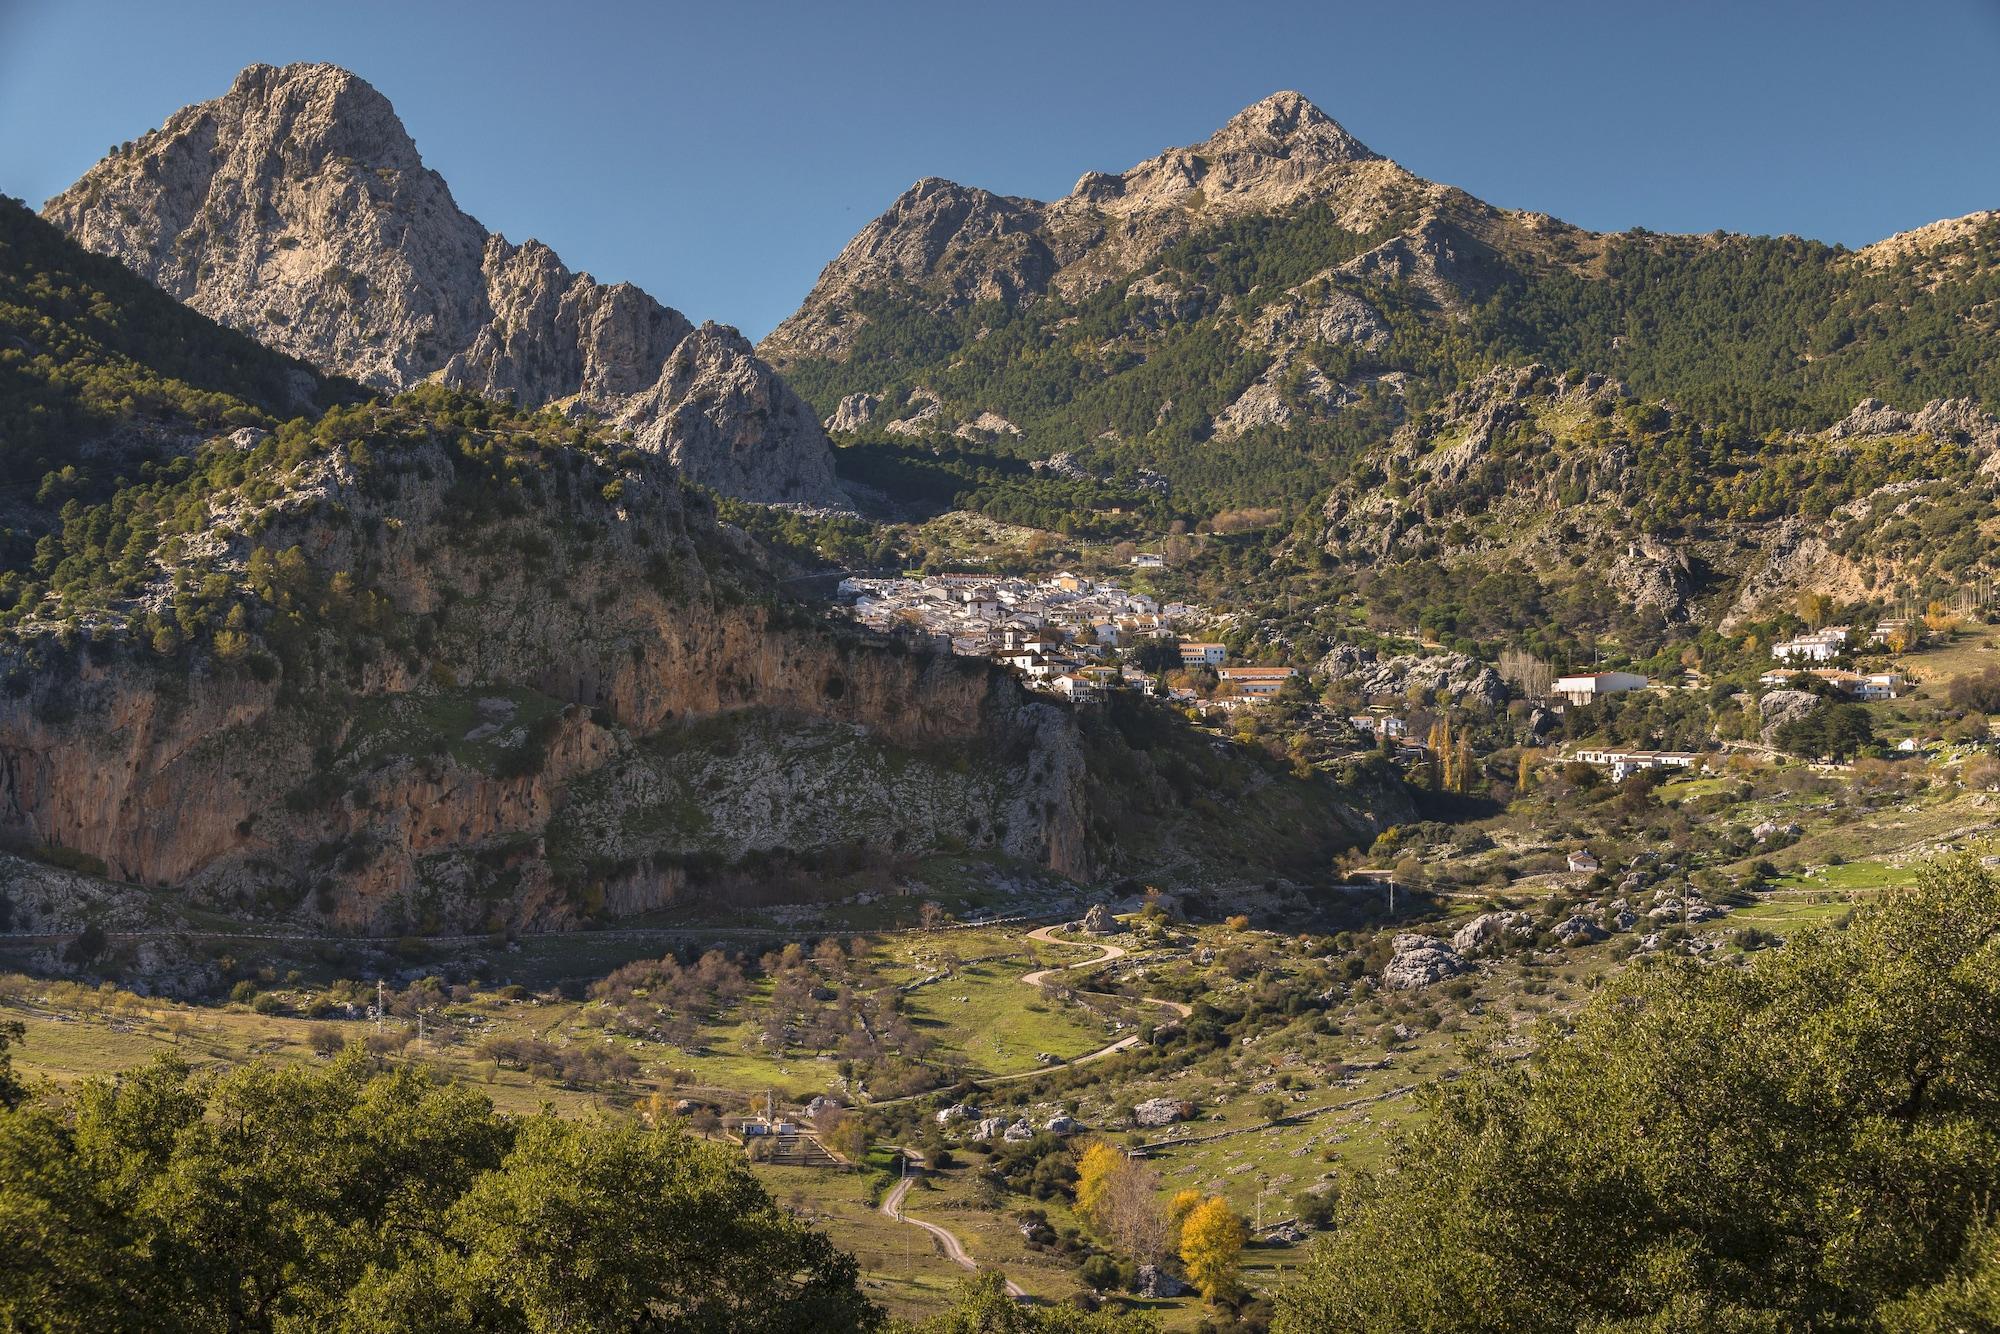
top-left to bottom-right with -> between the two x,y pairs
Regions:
1277,856 -> 2000,1331
0,1048 -> 879,1332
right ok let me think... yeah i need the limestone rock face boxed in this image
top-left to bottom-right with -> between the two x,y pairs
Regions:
1611,537 -> 1698,622
0,430 -> 1081,933
1211,357 -> 1353,439
1452,910 -> 1530,956
1318,644 -> 1508,709
44,63 -> 844,507
826,392 -> 880,433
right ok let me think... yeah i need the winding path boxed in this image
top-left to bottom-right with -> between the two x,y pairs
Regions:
880,1173 -> 1027,1299
1021,922 -> 1194,1019
871,917 -> 1201,1292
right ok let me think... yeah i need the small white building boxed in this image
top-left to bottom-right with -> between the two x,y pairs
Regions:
1758,667 -> 1905,701
1179,641 -> 1227,668
1571,748 -> 1702,781
1218,666 -> 1296,697
1130,553 -> 1165,569
1553,671 -> 1649,706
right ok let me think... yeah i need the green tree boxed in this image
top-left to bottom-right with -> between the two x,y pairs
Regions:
1275,856 -> 2000,1332
0,1050 -> 880,1332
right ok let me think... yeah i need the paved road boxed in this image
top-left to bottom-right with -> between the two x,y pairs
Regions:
880,1174 -> 1027,1299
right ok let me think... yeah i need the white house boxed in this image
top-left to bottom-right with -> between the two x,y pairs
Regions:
1349,713 -> 1408,740
1553,671 -> 1649,706
1050,673 -> 1100,701
1772,627 -> 1850,663
1217,666 -> 1296,697
1759,667 -> 1906,701
1130,553 -> 1165,569
1179,641 -> 1227,668
1571,748 -> 1702,782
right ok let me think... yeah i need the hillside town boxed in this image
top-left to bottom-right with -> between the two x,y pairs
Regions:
837,571 -> 1300,705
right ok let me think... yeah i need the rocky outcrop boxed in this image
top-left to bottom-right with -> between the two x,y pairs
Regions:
953,411 -> 1021,441
1553,914 -> 1606,945
1318,644 -> 1507,708
1451,910 -> 1531,956
1758,689 -> 1822,741
43,63 -> 845,506
769,178 -> 1054,364
1382,933 -> 1466,990
826,393 -> 880,433
1132,1097 -> 1192,1127
1721,518 -> 1869,630
1246,282 -> 1388,353
1823,396 -> 2000,462
1211,357 -> 1353,439
1610,538 -> 1698,622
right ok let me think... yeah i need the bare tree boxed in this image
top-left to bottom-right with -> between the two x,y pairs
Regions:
1498,648 -> 1554,700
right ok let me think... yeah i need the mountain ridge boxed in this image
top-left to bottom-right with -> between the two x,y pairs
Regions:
43,62 -> 848,507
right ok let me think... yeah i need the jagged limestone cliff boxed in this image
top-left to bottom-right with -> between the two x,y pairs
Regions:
44,63 -> 846,507
0,393 -> 1080,931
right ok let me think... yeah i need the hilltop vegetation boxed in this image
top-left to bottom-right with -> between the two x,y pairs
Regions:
0,196 -> 351,570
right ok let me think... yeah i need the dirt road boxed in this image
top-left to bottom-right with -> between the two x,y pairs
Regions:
879,1173 -> 1026,1298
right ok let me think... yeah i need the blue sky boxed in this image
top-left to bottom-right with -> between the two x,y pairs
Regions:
2,0 -> 1997,339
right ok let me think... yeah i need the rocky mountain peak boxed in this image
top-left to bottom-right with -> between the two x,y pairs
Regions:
45,63 -> 846,507
1204,91 -> 1378,164
222,61 -> 412,159
764,90 -> 1437,364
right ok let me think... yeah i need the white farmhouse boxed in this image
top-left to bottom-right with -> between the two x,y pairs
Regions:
1553,671 -> 1649,706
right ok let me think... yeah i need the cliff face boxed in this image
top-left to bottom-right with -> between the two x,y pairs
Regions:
0,416 -> 1081,931
43,63 -> 846,507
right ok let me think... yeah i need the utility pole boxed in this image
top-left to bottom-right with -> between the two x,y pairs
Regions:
375,979 -> 384,1034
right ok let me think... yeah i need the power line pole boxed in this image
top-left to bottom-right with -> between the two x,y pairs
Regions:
375,979 -> 384,1034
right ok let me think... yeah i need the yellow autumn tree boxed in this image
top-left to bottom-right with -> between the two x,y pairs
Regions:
1179,1195 -> 1247,1304
1073,1141 -> 1126,1230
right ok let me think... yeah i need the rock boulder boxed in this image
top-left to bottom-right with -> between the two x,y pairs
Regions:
1382,933 -> 1467,990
